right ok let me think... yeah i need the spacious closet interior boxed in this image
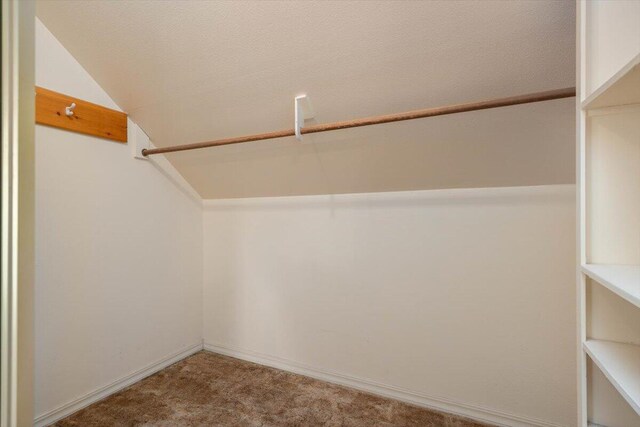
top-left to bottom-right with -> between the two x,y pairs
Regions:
2,1 -> 638,426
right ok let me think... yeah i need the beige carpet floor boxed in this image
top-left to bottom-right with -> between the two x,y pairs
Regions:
54,351 -> 491,426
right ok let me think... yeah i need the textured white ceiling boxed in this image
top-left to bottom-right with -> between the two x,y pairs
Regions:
36,0 -> 576,198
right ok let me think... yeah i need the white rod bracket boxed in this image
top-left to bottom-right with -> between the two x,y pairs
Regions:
295,94 -> 315,141
129,120 -> 151,160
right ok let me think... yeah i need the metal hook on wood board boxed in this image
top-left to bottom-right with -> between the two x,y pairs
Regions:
65,102 -> 76,117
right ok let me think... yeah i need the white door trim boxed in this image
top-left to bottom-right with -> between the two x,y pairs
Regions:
1,1 -> 35,425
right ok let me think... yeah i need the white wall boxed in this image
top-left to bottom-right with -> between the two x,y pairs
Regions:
34,19 -> 202,422
202,185 -> 577,426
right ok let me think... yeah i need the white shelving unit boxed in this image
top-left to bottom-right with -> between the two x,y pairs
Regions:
584,340 -> 640,416
582,265 -> 640,309
577,1 -> 640,426
581,53 -> 640,110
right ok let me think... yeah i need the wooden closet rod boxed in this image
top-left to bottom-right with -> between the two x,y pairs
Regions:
142,87 -> 576,156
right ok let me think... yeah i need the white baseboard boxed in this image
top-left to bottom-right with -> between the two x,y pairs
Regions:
203,342 -> 564,427
34,342 -> 203,427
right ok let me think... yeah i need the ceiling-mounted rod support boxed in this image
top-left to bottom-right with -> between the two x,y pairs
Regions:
295,94 -> 315,141
141,87 -> 576,157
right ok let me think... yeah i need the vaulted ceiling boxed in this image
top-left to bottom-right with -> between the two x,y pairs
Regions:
37,0 -> 576,198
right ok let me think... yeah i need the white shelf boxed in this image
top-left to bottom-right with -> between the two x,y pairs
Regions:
582,53 -> 640,110
584,340 -> 640,416
582,264 -> 640,309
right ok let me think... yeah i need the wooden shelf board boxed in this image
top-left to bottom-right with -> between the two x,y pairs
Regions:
582,264 -> 640,309
582,53 -> 640,110
584,340 -> 640,416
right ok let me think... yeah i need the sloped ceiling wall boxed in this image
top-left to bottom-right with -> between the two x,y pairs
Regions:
37,0 -> 575,198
